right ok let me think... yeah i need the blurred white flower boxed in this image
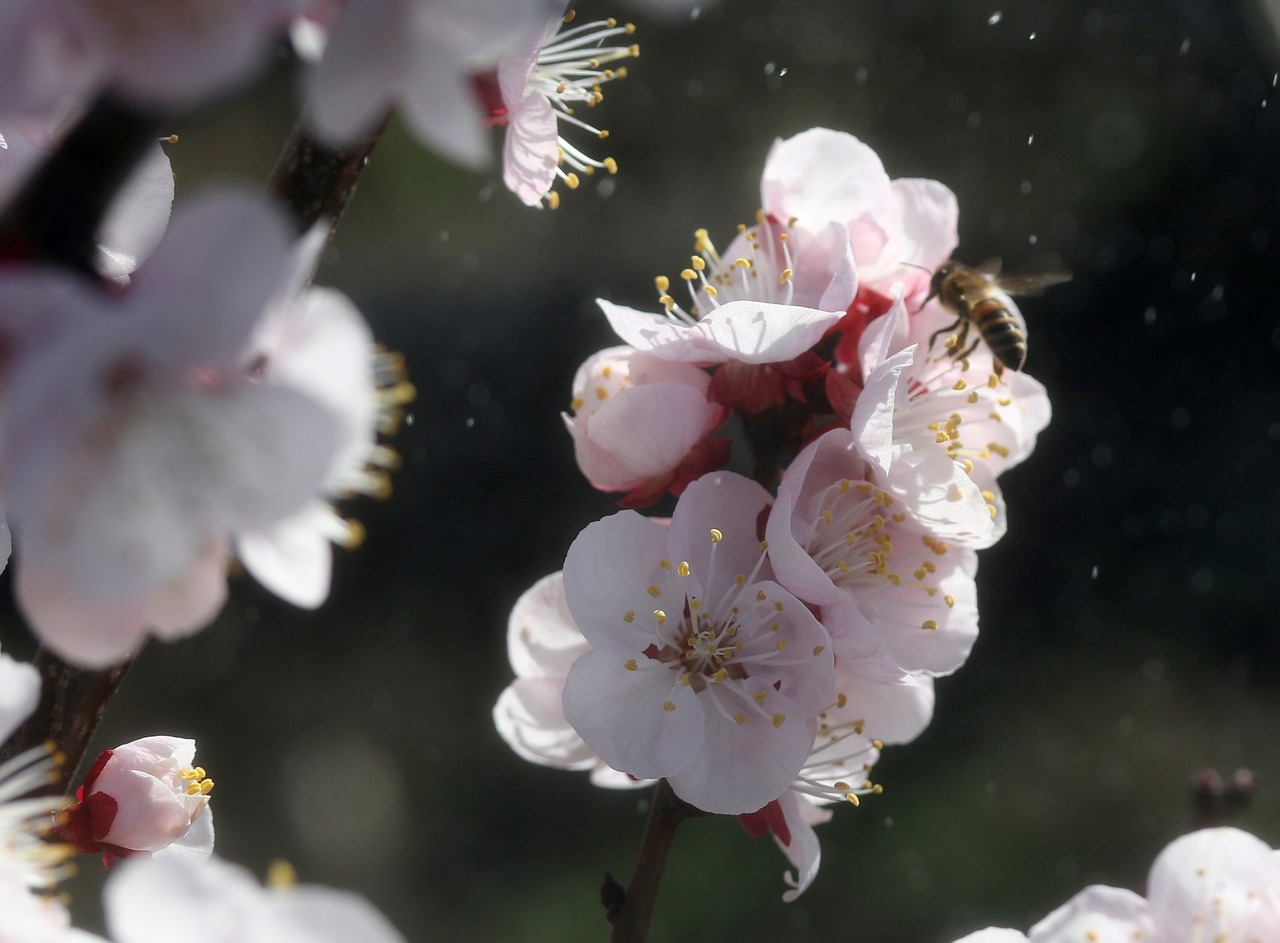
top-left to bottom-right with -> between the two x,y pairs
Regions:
0,188 -> 345,666
0,0 -> 298,120
104,855 -> 407,943
949,827 -> 1280,943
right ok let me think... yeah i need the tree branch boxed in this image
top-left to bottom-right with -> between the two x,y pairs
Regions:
606,779 -> 707,943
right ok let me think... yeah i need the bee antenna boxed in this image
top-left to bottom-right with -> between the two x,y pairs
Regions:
900,261 -> 932,273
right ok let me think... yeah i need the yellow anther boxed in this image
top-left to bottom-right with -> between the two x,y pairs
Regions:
989,442 -> 1010,457
756,590 -> 767,602
625,659 -> 638,671
846,794 -> 861,807
654,275 -> 670,293
704,285 -> 718,298
680,268 -> 697,281
623,610 -> 635,623
872,739 -> 884,750
658,294 -> 675,309
833,780 -> 850,791
772,713 -> 786,728
546,191 -> 560,210
267,859 -> 298,888
734,712 -> 748,725
676,561 -> 690,577
771,623 -> 780,632
988,374 -> 1000,388
654,610 -> 667,625
565,173 -> 580,190
663,700 -> 676,712
709,528 -> 723,543
776,639 -> 787,652
734,257 -> 752,269
712,668 -> 728,682
185,782 -> 203,796
625,22 -> 637,34
922,620 -> 939,630
597,130 -> 610,141
812,645 -> 826,657
734,574 -> 745,585
753,690 -> 768,704
603,157 -> 618,174
628,43 -> 639,56
595,386 -> 608,401
836,693 -> 848,709
778,267 -> 794,284
953,379 -> 967,391
774,600 -> 784,612
647,585 -> 662,598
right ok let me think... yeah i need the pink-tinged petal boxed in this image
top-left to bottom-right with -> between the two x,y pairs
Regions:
128,189 -> 294,368
0,651 -> 39,743
562,649 -> 703,782
872,546 -> 979,677
816,228 -> 858,312
852,346 -> 914,477
306,0 -> 414,145
834,672 -> 934,747
144,539 -> 230,641
152,805 -> 214,862
399,44 -> 490,169
16,566 -> 155,668
95,142 -> 174,279
668,695 -> 815,814
494,677 -> 597,771
506,571 -> 586,679
1027,886 -> 1151,943
890,178 -> 958,270
236,505 -> 333,610
762,128 -> 893,229
1146,828 -> 1280,937
950,931 -> 1028,943
262,885 -> 408,943
579,385 -> 722,482
563,512 -> 676,652
774,790 -> 830,901
884,446 -> 998,547
95,772 -> 194,852
599,298 -> 840,365
857,290 -> 912,381
103,857 -> 245,941
666,472 -> 773,582
502,90 -> 558,205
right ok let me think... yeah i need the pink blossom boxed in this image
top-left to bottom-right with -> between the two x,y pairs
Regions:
104,854 -> 407,943
0,189 -> 344,667
307,0 -> 564,168
494,571 -> 650,790
766,426 -> 979,682
61,737 -> 214,865
493,13 -> 637,206
851,291 -> 1050,549
949,828 -> 1280,943
0,0 -> 297,120
743,670 -> 934,900
562,345 -> 728,500
761,127 -> 958,304
561,471 -> 835,814
598,219 -> 855,366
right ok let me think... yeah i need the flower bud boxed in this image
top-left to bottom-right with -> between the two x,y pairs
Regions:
60,736 -> 214,866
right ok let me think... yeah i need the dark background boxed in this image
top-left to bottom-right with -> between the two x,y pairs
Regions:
5,0 -> 1280,938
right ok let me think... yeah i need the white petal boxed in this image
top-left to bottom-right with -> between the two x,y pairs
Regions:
502,90 -> 558,206
96,142 -> 174,278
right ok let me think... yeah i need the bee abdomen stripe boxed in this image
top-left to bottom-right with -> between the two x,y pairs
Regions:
971,299 -> 1014,326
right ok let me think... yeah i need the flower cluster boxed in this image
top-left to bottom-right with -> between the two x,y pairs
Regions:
497,127 -> 1053,898
950,827 -> 1280,943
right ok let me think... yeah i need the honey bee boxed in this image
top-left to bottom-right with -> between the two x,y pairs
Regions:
922,257 -> 1071,375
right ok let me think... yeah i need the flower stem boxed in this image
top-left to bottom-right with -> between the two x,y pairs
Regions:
606,779 -> 706,942
0,649 -> 133,792
267,110 -> 391,237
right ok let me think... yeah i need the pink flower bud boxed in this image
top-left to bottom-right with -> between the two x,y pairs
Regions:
61,736 -> 213,866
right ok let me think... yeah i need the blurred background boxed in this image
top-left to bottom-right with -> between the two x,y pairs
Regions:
5,0 -> 1280,938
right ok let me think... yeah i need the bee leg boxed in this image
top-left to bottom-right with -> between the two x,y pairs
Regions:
954,335 -> 982,364
928,318 -> 964,354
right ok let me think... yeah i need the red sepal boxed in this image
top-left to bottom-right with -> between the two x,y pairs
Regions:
737,799 -> 792,847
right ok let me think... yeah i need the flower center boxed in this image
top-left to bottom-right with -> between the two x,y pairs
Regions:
653,215 -> 800,325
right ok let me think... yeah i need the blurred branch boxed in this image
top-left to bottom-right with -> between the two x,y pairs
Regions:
606,779 -> 707,943
0,649 -> 133,792
267,111 -> 391,237
0,95 -> 161,276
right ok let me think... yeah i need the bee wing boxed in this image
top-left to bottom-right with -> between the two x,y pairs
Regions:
995,253 -> 1072,296
976,256 -> 1003,277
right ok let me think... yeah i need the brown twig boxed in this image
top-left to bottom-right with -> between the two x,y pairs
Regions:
0,649 -> 133,792
605,779 -> 707,942
267,111 -> 391,237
